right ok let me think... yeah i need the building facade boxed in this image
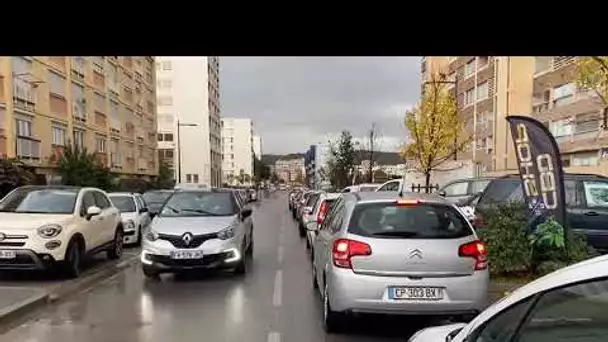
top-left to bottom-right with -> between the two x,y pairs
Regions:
0,56 -> 158,180
421,56 -> 608,176
156,57 -> 222,187
304,143 -> 331,189
275,157 -> 305,184
221,117 -> 254,184
252,135 -> 262,159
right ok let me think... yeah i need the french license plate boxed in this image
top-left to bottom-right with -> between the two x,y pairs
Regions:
390,286 -> 443,300
170,250 -> 204,260
0,250 -> 16,259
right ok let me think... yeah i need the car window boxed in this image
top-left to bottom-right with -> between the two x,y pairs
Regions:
348,202 -> 473,239
471,295 -> 536,342
320,198 -> 342,231
160,191 -> 239,217
564,180 -> 580,206
479,179 -> 579,207
328,200 -> 345,234
359,186 -> 378,192
136,196 -> 146,210
342,188 -> 351,193
582,181 -> 608,208
378,181 -> 399,192
80,191 -> 96,216
0,188 -> 79,214
307,193 -> 321,207
516,278 -> 608,342
441,181 -> 469,196
471,180 -> 491,194
142,191 -> 172,205
93,191 -> 112,209
109,195 -> 137,212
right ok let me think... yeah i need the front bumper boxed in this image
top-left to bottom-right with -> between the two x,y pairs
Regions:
327,267 -> 488,315
0,249 -> 59,270
123,229 -> 139,245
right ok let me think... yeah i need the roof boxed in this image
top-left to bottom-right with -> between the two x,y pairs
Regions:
19,185 -> 82,191
499,173 -> 608,180
344,190 -> 451,204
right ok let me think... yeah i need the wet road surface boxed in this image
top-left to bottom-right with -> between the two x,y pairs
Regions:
0,193 -> 441,342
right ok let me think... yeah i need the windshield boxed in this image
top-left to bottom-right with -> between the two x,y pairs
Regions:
359,185 -> 379,192
348,202 -> 472,239
306,193 -> 321,207
0,187 -> 78,214
142,191 -> 173,204
109,196 -> 136,212
160,191 -> 239,217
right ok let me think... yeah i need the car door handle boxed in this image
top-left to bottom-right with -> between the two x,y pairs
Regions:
585,211 -> 600,216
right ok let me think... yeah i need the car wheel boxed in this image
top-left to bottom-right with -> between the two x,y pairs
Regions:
323,280 -> 343,333
298,223 -> 306,238
142,265 -> 159,279
247,237 -> 254,256
62,239 -> 82,279
107,227 -> 124,260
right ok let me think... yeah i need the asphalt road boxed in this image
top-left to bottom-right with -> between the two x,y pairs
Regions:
0,193 -> 440,342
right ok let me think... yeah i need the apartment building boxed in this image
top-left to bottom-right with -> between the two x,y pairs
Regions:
0,56 -> 158,180
252,135 -> 262,159
221,118 -> 254,184
421,56 -> 608,176
275,157 -> 305,183
156,57 -> 222,187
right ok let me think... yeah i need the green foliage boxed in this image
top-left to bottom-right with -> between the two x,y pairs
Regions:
476,202 -> 532,276
577,57 -> 608,103
253,157 -> 271,183
155,161 -> 175,189
326,131 -> 356,189
529,218 -> 565,249
53,144 -> 116,190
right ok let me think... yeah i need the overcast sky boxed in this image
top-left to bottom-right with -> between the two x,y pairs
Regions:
220,57 -> 421,155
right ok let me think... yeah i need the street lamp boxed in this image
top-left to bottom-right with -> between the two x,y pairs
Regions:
423,74 -> 459,160
176,119 -> 198,183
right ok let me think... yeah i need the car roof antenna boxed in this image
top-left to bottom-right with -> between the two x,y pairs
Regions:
397,162 -> 407,197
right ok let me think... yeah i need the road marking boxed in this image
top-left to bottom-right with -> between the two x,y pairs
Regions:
273,270 -> 283,307
267,331 -> 281,342
277,246 -> 284,264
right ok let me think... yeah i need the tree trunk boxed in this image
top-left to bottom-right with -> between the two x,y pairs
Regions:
425,172 -> 431,193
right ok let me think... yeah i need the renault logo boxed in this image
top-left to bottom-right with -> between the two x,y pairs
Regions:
409,249 -> 423,259
0,233 -> 5,242
182,233 -> 193,246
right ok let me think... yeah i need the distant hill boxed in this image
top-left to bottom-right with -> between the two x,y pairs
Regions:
262,150 -> 402,166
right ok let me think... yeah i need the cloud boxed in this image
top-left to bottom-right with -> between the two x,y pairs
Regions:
220,57 -> 421,154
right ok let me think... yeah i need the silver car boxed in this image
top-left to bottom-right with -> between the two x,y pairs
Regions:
310,191 -> 489,333
140,189 -> 254,278
304,192 -> 341,254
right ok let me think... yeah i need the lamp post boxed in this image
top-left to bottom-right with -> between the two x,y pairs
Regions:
423,75 -> 459,160
176,119 -> 198,183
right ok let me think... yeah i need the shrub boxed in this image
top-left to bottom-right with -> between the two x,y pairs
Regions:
476,202 -> 532,276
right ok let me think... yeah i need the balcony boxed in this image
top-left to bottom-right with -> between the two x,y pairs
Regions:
13,79 -> 36,112
534,56 -> 577,77
532,90 -> 602,120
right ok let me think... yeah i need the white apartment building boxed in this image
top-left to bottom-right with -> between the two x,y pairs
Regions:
156,56 -> 222,187
253,135 -> 262,159
221,118 -> 254,184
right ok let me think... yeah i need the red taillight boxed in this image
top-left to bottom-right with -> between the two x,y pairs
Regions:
332,238 -> 372,269
317,201 -> 328,225
395,199 -> 420,206
459,240 -> 488,271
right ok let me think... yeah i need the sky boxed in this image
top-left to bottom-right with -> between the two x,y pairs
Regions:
220,57 -> 422,155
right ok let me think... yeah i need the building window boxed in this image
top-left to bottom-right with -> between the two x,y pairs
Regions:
464,59 -> 475,78
478,56 -> 489,69
110,139 -> 120,165
12,57 -> 32,74
164,133 -> 174,141
157,79 -> 172,89
162,61 -> 172,71
464,88 -> 475,105
49,72 -> 66,96
71,82 -> 85,119
550,119 -> 573,137
157,133 -> 164,141
15,119 -> 32,137
51,124 -> 66,146
94,92 -> 106,112
186,174 -> 192,183
110,101 -> 119,119
95,135 -> 106,153
73,129 -> 85,150
158,96 -> 173,106
573,152 -> 599,167
575,114 -> 601,134
476,81 -> 489,101
193,174 -> 199,183
553,83 -> 575,107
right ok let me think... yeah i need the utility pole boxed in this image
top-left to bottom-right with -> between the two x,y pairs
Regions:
367,123 -> 376,183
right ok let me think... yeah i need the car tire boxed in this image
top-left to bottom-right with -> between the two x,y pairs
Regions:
298,223 -> 306,238
323,281 -> 343,333
142,266 -> 159,279
62,238 -> 83,279
246,237 -> 254,256
107,226 -> 124,260
234,257 -> 247,275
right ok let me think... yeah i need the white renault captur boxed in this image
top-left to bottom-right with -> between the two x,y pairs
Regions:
108,192 -> 151,246
141,189 -> 253,278
0,186 -> 124,278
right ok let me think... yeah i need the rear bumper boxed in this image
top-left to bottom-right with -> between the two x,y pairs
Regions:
0,249 -> 58,271
327,268 -> 489,315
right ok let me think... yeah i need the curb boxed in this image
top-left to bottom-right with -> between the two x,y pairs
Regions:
0,253 -> 139,328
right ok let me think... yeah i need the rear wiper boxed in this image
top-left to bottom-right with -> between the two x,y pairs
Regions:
371,231 -> 419,237
180,208 -> 220,216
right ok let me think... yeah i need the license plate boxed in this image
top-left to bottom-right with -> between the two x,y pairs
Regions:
390,287 -> 443,300
170,250 -> 204,260
0,250 -> 16,259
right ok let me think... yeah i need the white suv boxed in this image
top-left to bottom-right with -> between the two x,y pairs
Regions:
108,192 -> 152,246
0,186 -> 124,278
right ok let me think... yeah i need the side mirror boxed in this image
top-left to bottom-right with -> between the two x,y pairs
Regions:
86,206 -> 102,220
139,207 -> 149,213
438,190 -> 447,197
240,208 -> 253,220
150,212 -> 158,219
303,207 -> 312,215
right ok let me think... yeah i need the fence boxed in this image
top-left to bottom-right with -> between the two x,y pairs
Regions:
409,183 -> 440,193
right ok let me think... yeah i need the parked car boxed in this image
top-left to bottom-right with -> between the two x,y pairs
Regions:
474,173 -> 608,253
108,192 -> 152,246
409,253 -> 608,342
437,177 -> 494,205
342,183 -> 380,193
141,189 -> 254,278
303,192 -> 341,255
375,179 -> 402,192
0,186 -> 123,278
297,191 -> 323,237
142,189 -> 175,216
310,191 -> 488,333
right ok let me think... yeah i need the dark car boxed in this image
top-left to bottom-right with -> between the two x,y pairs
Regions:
474,173 -> 608,253
142,190 -> 175,216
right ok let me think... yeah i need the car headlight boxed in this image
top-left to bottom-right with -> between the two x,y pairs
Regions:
37,224 -> 63,239
217,226 -> 236,240
145,229 -> 159,241
124,220 -> 135,231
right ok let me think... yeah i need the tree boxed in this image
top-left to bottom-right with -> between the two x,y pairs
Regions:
53,144 -> 116,189
327,130 -> 356,189
270,173 -> 279,184
577,57 -> 608,127
0,158 -> 36,197
155,160 -> 175,189
253,157 -> 271,183
362,123 -> 381,183
226,173 -> 235,185
402,73 -> 469,191
237,169 -> 246,185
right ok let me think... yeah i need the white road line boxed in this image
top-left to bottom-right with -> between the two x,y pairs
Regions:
273,270 -> 283,307
277,246 -> 284,264
267,331 -> 281,342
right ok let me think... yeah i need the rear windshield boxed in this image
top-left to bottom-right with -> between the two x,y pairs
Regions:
478,179 -> 524,206
348,202 -> 472,239
307,193 -> 321,207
